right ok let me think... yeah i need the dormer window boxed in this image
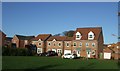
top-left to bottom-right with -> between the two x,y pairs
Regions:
88,31 -> 95,40
76,32 -> 82,40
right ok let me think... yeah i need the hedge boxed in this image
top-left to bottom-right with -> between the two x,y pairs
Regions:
2,46 -> 36,56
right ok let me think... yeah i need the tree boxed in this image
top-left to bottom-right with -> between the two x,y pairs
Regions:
62,30 -> 74,37
53,33 -> 61,36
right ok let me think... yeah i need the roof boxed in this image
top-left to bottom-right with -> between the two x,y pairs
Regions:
73,27 -> 102,40
0,30 -> 6,36
47,36 -> 73,41
117,42 -> 120,45
5,37 -> 13,41
65,37 -> 73,41
32,34 -> 51,41
15,35 -> 35,40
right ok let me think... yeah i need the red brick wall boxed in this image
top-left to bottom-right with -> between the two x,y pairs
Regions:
12,36 -> 19,48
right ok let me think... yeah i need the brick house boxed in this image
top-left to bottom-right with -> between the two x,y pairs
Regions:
12,35 -> 35,48
0,31 -> 6,47
31,34 -> 51,54
46,36 -> 67,55
4,37 -> 13,47
72,27 -> 104,58
63,37 -> 73,55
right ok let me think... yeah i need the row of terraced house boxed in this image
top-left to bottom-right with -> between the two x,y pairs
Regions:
1,27 -> 120,59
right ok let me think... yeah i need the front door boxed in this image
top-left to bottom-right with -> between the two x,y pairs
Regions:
87,50 -> 91,58
77,50 -> 80,57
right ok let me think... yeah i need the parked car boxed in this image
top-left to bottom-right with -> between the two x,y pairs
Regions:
45,51 -> 58,56
62,53 -> 77,59
39,52 -> 47,56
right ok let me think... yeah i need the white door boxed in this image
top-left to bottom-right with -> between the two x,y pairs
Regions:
37,48 -> 42,54
64,50 -> 71,54
104,52 -> 111,59
77,50 -> 80,57
87,51 -> 91,58
52,49 -> 56,52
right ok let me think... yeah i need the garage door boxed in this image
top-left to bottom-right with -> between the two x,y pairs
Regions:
64,50 -> 71,54
52,49 -> 56,52
104,52 -> 111,59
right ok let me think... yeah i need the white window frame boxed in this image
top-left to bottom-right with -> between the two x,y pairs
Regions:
38,42 -> 42,46
92,43 -> 95,47
48,42 -> 51,46
57,49 -> 62,54
66,42 -> 69,47
88,31 -> 95,40
58,42 -> 61,47
75,32 -> 82,40
80,42 -> 82,47
86,43 -> 89,47
73,42 -> 77,47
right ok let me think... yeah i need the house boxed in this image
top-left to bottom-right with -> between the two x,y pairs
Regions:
103,42 -> 120,60
0,31 -> 6,47
31,34 -> 51,54
46,36 -> 67,55
4,37 -> 13,47
12,35 -> 35,48
117,42 -> 120,59
103,44 -> 113,59
63,37 -> 73,55
72,27 -> 104,59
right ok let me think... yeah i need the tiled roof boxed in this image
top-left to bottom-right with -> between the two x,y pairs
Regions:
73,27 -> 102,40
32,34 -> 51,41
16,35 -> 35,40
47,36 -> 73,41
5,37 -> 13,41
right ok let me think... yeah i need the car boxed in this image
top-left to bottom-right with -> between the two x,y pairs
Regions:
45,51 -> 58,56
39,52 -> 47,56
62,53 -> 77,59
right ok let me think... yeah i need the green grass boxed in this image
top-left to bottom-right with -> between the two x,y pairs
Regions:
2,56 -> 119,69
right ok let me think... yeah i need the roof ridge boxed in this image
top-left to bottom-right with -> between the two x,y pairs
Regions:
77,27 -> 102,29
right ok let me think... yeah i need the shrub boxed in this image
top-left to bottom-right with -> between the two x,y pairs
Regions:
2,46 -> 35,56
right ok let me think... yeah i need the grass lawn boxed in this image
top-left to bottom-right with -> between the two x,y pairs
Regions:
2,56 -> 120,69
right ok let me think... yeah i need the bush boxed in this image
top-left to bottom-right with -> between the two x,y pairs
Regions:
2,46 -> 35,56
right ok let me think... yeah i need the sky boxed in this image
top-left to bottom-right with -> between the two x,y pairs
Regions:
2,2 -> 118,44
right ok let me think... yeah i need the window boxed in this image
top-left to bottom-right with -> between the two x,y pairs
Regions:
80,42 -> 82,47
48,42 -> 51,46
89,35 -> 92,38
76,35 -> 80,38
73,42 -> 77,47
39,43 -> 41,46
54,43 -> 56,46
57,49 -> 62,54
86,43 -> 89,47
58,42 -> 61,47
88,31 -> 95,40
76,32 -> 82,40
92,43 -> 95,47
66,42 -> 69,47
